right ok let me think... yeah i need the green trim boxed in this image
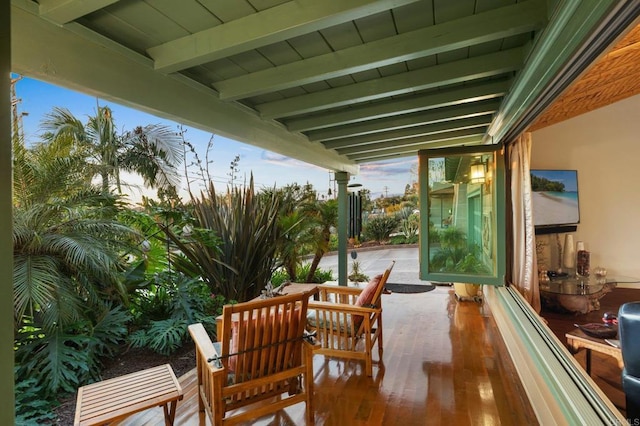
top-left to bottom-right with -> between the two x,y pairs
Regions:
418,145 -> 505,285
336,172 -> 349,286
487,286 -> 624,424
1,1 -> 14,423
487,0 -> 621,144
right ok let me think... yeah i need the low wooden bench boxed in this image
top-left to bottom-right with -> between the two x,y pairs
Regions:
74,363 -> 183,426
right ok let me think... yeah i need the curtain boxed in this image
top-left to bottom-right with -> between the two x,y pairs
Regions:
509,133 -> 541,312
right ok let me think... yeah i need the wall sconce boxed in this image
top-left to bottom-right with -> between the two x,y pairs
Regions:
470,162 -> 485,184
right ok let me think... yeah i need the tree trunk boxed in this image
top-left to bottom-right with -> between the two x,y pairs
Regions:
305,250 -> 323,283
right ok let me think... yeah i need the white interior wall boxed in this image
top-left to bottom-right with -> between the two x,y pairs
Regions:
531,93 -> 640,281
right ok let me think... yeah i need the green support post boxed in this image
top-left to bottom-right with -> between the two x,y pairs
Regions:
336,171 -> 349,286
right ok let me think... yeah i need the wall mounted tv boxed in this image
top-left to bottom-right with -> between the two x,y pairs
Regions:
530,169 -> 580,234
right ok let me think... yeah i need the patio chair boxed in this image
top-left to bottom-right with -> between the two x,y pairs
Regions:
306,260 -> 395,377
188,291 -> 317,425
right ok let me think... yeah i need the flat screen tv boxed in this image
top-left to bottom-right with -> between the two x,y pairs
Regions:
530,169 -> 580,230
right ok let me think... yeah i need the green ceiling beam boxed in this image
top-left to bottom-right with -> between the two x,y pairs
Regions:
337,128 -> 486,156
38,0 -> 120,25
324,115 -> 491,149
348,135 -> 483,162
285,79 -> 510,132
216,0 -> 545,101
308,100 -> 500,142
11,5 -> 358,175
258,47 -> 522,119
147,0 -> 420,73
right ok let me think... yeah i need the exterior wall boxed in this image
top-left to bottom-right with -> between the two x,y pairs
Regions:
531,93 -> 640,280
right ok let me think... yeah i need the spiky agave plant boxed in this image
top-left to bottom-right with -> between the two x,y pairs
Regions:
166,176 -> 281,302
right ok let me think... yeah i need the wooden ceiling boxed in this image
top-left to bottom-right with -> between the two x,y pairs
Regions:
11,1 -> 639,173
530,23 -> 640,131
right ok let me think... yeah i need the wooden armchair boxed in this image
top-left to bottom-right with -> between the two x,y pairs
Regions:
306,261 -> 395,377
188,291 -> 317,425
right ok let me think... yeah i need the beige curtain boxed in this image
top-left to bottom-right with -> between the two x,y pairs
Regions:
509,133 -> 540,312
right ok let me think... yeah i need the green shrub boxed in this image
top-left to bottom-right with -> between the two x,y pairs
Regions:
14,370 -> 56,425
363,215 -> 401,243
390,234 -> 418,244
270,269 -> 290,287
128,272 -> 222,353
167,177 -> 281,302
14,304 -> 131,399
130,318 -> 188,355
328,234 -> 338,251
270,263 -> 334,286
348,260 -> 369,282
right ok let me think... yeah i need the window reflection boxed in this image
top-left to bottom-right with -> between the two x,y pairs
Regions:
425,153 -> 495,277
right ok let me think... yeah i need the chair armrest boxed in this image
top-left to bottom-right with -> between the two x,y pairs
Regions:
317,284 -> 363,295
308,301 -> 380,315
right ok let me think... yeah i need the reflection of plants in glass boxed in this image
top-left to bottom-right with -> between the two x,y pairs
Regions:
430,227 -> 488,274
428,221 -> 440,243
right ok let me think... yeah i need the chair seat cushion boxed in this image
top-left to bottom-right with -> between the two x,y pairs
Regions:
307,310 -> 357,336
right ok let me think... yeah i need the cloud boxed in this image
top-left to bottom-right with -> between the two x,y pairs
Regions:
359,158 -> 417,178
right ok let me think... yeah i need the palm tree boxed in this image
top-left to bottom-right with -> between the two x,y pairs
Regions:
41,105 -> 183,195
13,137 -> 134,330
13,136 -> 137,396
303,198 -> 338,282
266,184 -> 316,281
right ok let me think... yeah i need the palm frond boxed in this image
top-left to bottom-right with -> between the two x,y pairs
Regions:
13,256 -> 62,325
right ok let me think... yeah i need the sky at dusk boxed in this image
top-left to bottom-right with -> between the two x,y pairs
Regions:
14,76 -> 417,204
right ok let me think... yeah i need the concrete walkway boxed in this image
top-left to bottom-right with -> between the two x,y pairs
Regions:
317,245 -> 434,285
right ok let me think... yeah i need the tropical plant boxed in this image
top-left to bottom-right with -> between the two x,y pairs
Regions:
41,105 -> 183,195
263,183 -> 316,281
429,227 -> 489,274
14,304 -> 131,398
363,215 -> 401,243
400,209 -> 419,241
167,177 -> 281,302
13,136 -> 137,399
13,138 -> 135,331
348,260 -> 369,282
14,368 -> 56,424
270,264 -> 334,287
302,198 -> 339,282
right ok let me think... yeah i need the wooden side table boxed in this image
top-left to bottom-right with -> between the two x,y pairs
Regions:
74,363 -> 183,425
566,329 -> 623,375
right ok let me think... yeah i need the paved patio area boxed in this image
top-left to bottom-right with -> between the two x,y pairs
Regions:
318,245 -> 441,286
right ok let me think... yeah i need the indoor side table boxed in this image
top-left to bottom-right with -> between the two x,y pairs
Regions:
566,329 -> 623,376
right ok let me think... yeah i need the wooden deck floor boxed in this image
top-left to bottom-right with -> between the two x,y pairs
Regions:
117,286 -> 537,425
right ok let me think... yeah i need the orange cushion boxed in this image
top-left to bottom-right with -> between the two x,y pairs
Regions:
228,307 -> 301,374
355,274 -> 383,307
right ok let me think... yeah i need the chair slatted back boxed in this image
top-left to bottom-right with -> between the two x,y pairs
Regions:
218,292 -> 310,404
189,290 -> 316,425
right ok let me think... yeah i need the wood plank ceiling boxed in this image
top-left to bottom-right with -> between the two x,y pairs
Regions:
11,0 -> 640,173
530,23 -> 640,131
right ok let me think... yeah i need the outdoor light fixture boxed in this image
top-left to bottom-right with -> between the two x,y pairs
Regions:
470,162 -> 485,184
